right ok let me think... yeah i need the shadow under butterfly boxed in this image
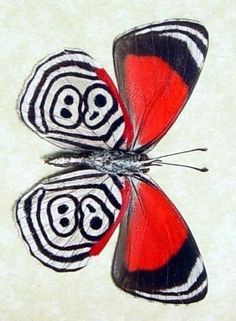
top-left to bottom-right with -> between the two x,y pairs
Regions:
16,19 -> 209,304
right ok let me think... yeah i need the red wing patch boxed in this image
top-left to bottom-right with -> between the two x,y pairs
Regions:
124,55 -> 189,147
125,179 -> 188,271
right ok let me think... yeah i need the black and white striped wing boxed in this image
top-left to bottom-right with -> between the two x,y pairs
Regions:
16,169 -> 131,271
18,50 -> 133,151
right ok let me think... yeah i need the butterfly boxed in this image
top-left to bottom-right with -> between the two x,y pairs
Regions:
16,19 -> 209,304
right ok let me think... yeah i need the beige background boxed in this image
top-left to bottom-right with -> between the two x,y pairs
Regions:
0,1 -> 235,320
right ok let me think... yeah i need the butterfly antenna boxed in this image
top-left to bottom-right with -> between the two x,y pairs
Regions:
141,147 -> 208,172
156,147 -> 208,159
149,160 -> 208,172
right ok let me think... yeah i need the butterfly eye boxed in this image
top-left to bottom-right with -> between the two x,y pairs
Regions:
83,84 -> 115,128
50,86 -> 82,129
47,194 -> 79,236
79,195 -> 114,241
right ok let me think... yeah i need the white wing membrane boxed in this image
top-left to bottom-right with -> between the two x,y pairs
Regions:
19,49 -> 126,150
16,168 -> 125,271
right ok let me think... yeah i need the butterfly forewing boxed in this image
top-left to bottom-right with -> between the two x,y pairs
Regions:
113,19 -> 208,151
19,49 -> 133,151
16,169 -> 131,271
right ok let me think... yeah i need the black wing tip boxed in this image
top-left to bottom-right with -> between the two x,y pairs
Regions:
111,232 -> 208,305
113,18 -> 208,47
112,271 -> 208,304
132,285 -> 208,304
111,276 -> 208,304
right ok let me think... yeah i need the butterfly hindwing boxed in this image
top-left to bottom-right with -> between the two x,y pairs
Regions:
112,176 -> 207,303
16,168 -> 131,271
19,49 -> 133,151
113,19 -> 209,151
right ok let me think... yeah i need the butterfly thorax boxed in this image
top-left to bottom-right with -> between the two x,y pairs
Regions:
47,150 -> 150,175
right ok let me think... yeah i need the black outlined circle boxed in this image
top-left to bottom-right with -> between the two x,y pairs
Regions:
50,85 -> 82,129
47,194 -> 79,237
79,194 -> 114,241
82,83 -> 117,129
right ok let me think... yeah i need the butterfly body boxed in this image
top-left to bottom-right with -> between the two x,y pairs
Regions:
47,150 -> 149,175
16,19 -> 209,304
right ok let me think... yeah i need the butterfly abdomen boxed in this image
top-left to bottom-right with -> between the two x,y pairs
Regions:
46,150 -> 149,175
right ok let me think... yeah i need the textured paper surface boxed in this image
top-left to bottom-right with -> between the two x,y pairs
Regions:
0,1 -> 235,320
